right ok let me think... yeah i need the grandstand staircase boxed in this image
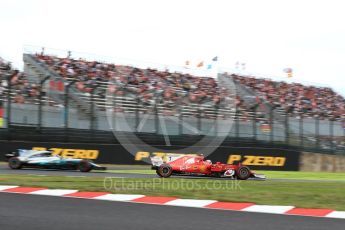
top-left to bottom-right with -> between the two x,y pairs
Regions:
221,74 -> 317,146
23,54 -> 99,119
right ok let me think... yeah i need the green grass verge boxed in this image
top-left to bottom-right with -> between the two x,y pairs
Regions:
1,172 -> 345,210
259,171 -> 345,181
106,169 -> 345,181
106,169 -> 155,174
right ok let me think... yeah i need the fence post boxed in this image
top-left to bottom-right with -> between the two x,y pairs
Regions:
269,107 -> 274,143
38,75 -> 50,131
6,72 -> 14,132
64,81 -> 76,133
135,96 -> 140,132
89,85 -> 100,132
235,106 -> 239,139
330,119 -> 334,153
299,114 -> 304,147
154,98 -> 159,134
315,116 -> 320,149
178,103 -> 183,135
252,106 -> 257,140
90,90 -> 94,131
343,119 -> 345,141
285,112 -> 289,145
214,104 -> 219,137
113,95 -> 117,132
197,103 -> 201,135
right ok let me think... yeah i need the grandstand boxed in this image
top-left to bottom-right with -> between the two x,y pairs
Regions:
230,74 -> 345,120
31,53 -> 234,114
0,48 -> 344,154
1,57 -> 60,107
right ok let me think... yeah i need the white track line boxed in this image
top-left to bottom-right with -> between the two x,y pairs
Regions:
65,176 -> 86,178
94,194 -> 145,201
242,205 -> 295,214
165,199 -> 217,208
30,189 -> 79,196
326,211 -> 345,219
0,185 -> 18,191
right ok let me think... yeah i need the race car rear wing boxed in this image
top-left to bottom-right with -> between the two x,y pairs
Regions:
5,153 -> 16,160
5,149 -> 38,160
150,156 -> 164,169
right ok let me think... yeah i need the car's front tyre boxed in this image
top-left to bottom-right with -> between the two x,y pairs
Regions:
156,164 -> 173,178
78,160 -> 92,172
8,157 -> 22,170
236,166 -> 251,180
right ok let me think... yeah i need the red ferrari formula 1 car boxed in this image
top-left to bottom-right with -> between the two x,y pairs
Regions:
151,154 -> 265,180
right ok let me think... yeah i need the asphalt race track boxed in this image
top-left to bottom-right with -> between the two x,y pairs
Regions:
0,165 -> 341,182
0,165 -> 278,181
0,165 -> 249,180
0,193 -> 344,230
1,164 -> 344,229
0,164 -> 153,178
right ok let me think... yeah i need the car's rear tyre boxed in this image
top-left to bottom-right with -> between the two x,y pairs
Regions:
156,164 -> 173,178
8,157 -> 22,170
236,166 -> 251,180
79,160 -> 92,172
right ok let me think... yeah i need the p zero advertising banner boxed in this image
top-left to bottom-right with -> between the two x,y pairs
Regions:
0,141 -> 301,171
209,147 -> 300,171
133,147 -> 300,171
0,141 -> 134,165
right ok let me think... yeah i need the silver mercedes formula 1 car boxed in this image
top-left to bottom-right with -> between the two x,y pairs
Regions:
5,149 -> 106,172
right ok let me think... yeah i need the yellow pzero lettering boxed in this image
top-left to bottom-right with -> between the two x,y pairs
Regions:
50,148 -> 62,156
135,151 -> 150,161
241,155 -> 286,166
32,147 -> 99,159
87,150 -> 99,159
74,149 -> 84,158
263,157 -> 274,165
274,157 -> 286,166
253,156 -> 266,166
243,156 -> 255,165
227,155 -> 242,164
32,147 -> 47,151
62,149 -> 75,158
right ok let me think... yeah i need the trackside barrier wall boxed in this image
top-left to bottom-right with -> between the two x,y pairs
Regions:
0,141 -> 300,171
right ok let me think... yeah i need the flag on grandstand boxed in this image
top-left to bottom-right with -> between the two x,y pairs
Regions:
207,56 -> 218,69
235,61 -> 246,70
283,68 -> 293,78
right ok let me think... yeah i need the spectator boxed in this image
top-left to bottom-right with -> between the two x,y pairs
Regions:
229,74 -> 345,120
